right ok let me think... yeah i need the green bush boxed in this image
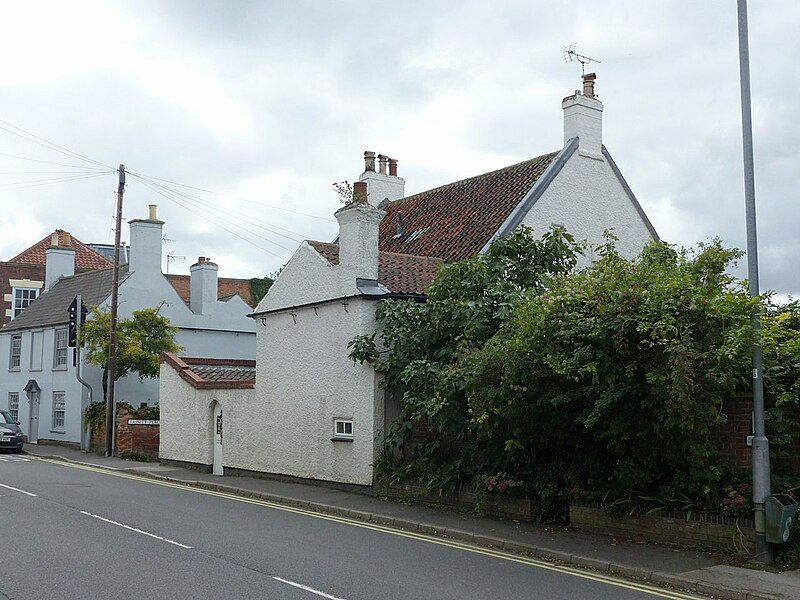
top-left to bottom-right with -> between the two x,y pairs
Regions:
353,228 -> 799,521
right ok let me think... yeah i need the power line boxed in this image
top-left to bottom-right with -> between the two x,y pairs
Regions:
0,172 -> 113,188
0,118 -> 114,170
0,170 -> 109,175
131,174 -> 306,242
131,176 -> 288,257
130,174 -> 298,252
127,169 -> 335,222
0,172 -> 110,192
0,151 -> 110,170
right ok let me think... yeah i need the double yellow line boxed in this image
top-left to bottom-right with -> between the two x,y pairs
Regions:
33,456 -> 702,599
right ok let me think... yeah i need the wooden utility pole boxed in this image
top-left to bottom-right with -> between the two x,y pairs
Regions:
105,164 -> 125,457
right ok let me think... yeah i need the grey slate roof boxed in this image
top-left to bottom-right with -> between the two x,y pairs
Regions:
1,267 -> 127,333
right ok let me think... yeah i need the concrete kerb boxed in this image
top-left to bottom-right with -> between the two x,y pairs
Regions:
26,452 -> 785,600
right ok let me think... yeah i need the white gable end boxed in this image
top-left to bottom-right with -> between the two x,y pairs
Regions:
519,146 -> 655,263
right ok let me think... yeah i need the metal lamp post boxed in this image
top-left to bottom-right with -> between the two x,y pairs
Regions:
736,0 -> 772,563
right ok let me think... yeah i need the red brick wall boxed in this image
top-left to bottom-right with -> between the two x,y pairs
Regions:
714,394 -> 753,471
90,407 -> 159,457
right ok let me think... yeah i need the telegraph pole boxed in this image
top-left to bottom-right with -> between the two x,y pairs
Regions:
105,164 -> 125,457
736,0 -> 772,562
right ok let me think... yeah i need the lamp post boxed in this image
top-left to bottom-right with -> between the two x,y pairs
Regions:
736,0 -> 772,563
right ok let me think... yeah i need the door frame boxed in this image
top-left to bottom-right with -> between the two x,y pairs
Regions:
27,390 -> 40,444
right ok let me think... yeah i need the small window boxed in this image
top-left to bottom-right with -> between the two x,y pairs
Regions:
12,287 -> 39,319
333,419 -> 353,439
54,328 -> 68,369
9,335 -> 22,370
8,392 -> 19,422
52,392 -> 66,431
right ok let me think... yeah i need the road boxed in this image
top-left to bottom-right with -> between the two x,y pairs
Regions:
0,456 -> 703,600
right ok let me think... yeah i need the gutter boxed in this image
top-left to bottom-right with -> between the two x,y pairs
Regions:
74,294 -> 93,452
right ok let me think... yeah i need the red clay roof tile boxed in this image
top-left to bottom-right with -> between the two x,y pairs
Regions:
378,152 -> 557,262
307,241 -> 442,295
9,230 -> 111,270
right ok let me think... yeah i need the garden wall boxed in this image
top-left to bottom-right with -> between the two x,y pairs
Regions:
569,503 -> 754,554
90,407 -> 159,458
374,480 -> 535,521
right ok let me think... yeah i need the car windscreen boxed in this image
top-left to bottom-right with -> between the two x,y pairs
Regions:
0,410 -> 13,424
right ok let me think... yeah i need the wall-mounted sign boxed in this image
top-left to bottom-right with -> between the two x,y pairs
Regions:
128,419 -> 160,426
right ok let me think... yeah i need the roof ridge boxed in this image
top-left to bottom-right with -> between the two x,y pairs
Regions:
390,150 -> 559,206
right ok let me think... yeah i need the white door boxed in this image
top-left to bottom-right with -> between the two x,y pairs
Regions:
28,392 -> 40,444
212,404 -> 223,476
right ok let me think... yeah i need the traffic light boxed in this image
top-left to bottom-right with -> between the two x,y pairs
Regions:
68,296 -> 88,348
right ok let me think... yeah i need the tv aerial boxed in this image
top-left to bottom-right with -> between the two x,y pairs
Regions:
564,44 -> 601,75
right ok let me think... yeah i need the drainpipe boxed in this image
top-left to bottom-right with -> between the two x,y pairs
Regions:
74,294 -> 93,451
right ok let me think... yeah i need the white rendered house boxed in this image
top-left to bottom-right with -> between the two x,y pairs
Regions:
159,75 -> 659,486
0,206 -> 255,447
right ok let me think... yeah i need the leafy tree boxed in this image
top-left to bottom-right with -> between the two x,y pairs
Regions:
80,305 -> 181,401
249,276 -> 274,306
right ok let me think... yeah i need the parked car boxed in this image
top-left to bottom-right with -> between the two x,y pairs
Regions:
0,410 -> 24,453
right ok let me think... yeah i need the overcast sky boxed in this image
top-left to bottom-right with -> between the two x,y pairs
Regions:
0,1 -> 796,295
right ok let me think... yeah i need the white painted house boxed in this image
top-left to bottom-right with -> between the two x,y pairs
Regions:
0,206 -> 256,447
159,75 -> 659,486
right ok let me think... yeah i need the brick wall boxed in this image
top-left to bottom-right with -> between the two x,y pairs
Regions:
714,394 -> 753,471
90,407 -> 159,457
570,503 -> 755,554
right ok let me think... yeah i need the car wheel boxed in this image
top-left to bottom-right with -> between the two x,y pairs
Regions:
11,447 -> 23,454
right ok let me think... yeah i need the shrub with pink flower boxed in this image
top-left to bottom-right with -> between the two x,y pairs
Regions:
720,483 -> 753,518
485,473 -> 523,495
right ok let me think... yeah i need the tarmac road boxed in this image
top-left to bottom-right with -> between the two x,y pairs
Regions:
0,456 -> 703,600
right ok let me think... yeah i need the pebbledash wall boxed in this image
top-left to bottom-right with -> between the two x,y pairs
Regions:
160,195 -> 388,487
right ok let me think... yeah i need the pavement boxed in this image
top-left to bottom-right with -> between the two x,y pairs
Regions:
14,443 -> 800,600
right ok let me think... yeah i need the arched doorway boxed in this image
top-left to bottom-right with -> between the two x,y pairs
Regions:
212,402 -> 223,476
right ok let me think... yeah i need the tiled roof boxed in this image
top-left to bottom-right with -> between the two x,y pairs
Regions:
161,353 -> 255,389
378,152 -> 558,262
1,267 -> 127,332
9,230 -> 112,270
165,275 -> 255,307
307,241 -> 442,295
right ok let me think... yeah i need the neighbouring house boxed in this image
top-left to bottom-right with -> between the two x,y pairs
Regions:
160,74 -> 660,486
0,205 -> 256,448
0,231 -> 115,326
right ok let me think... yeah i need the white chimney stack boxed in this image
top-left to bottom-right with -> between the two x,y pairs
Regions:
562,73 -> 603,158
45,231 -> 75,290
334,181 -> 385,281
190,256 -> 219,315
358,150 -> 405,207
128,204 -> 164,275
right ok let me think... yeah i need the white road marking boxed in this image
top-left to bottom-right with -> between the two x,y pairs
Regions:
0,482 -> 37,496
79,510 -> 193,549
272,577 -> 347,600
0,457 -> 30,462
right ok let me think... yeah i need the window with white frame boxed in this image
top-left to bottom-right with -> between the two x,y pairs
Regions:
7,392 -> 19,422
333,418 -> 353,439
52,392 -> 66,430
53,328 -> 68,368
9,335 -> 22,370
12,287 -> 38,319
